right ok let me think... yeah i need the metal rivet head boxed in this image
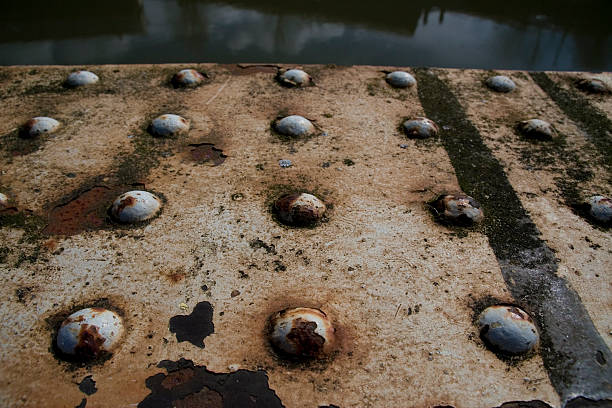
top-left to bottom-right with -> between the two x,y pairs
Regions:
56,308 -> 124,359
577,78 -> 609,94
517,119 -> 556,140
278,69 -> 311,87
20,117 -> 61,138
433,194 -> 484,225
0,192 -> 8,207
149,114 -> 190,137
485,75 -> 516,93
402,117 -> 439,139
588,195 -> 612,224
478,305 -> 539,355
65,71 -> 99,88
268,307 -> 335,359
386,71 -> 416,88
172,69 -> 206,88
110,191 -> 162,223
274,115 -> 315,138
275,193 -> 326,226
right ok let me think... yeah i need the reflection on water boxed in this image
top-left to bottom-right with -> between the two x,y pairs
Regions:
0,0 -> 610,70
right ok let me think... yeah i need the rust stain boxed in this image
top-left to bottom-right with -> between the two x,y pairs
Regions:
74,324 -> 106,359
187,143 -> 227,166
286,318 -> 326,358
116,195 -> 136,213
42,238 -> 58,252
43,186 -> 119,236
161,368 -> 196,390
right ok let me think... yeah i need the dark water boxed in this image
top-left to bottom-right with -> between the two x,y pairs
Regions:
1,0 -> 610,70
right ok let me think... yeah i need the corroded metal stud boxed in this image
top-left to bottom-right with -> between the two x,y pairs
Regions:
110,191 -> 162,223
517,119 -> 556,140
386,71 -> 416,88
274,115 -> 315,138
268,307 -> 335,359
278,69 -> 312,87
485,75 -> 516,93
478,305 -> 539,355
402,117 -> 439,139
577,78 -> 609,94
56,308 -> 124,359
65,71 -> 99,88
149,114 -> 190,137
432,194 -> 484,225
0,192 -> 8,207
172,69 -> 206,88
275,193 -> 326,226
588,195 -> 612,224
20,117 -> 61,138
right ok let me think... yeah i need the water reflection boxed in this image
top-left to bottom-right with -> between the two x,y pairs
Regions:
0,0 -> 609,70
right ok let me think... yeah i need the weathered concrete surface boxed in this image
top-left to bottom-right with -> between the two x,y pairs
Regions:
0,64 -> 610,408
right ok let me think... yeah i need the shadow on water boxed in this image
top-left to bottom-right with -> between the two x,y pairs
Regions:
0,0 -> 610,70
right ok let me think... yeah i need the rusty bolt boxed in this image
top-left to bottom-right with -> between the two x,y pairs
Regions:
432,194 -> 484,225
56,308 -> 124,360
386,71 -> 416,88
172,69 -> 206,88
0,192 -> 8,207
110,191 -> 162,223
577,78 -> 609,94
485,75 -> 516,93
402,117 -> 439,139
588,195 -> 612,224
478,305 -> 539,355
278,69 -> 311,87
268,307 -> 335,359
149,114 -> 190,137
65,70 -> 99,88
517,119 -> 556,140
275,193 -> 326,226
20,117 -> 61,138
274,115 -> 315,138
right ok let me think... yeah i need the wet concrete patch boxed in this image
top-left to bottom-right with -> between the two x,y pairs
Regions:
138,358 -> 284,408
169,301 -> 214,348
187,143 -> 227,166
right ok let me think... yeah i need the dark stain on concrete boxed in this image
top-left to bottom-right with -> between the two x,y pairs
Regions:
414,68 -> 612,404
169,302 -> 214,348
188,143 -> 227,166
138,358 -> 284,408
78,375 -> 97,396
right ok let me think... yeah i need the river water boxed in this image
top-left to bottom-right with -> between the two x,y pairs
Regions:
1,0 -> 610,70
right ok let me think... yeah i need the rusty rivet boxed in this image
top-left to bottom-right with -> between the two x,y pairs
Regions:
275,193 -> 326,226
149,114 -> 190,137
432,194 -> 484,225
588,195 -> 612,224
56,308 -> 124,360
110,190 -> 162,223
20,117 -> 61,138
278,69 -> 311,87
517,119 -> 556,140
485,75 -> 516,93
65,70 -> 99,88
268,307 -> 335,359
274,115 -> 315,138
0,192 -> 8,207
172,69 -> 206,88
478,305 -> 539,355
402,117 -> 439,139
386,71 -> 416,88
577,78 -> 609,94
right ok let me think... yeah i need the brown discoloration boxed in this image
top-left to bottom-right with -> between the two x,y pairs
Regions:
223,64 -> 279,76
43,185 -> 121,236
286,318 -> 326,358
74,324 -> 106,359
116,195 -> 136,213
42,238 -> 58,252
174,387 -> 223,408
187,143 -> 227,166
